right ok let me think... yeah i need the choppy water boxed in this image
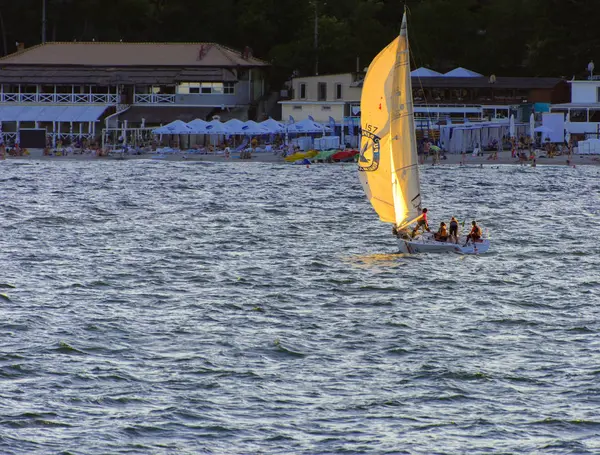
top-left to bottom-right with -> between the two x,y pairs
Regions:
1,159 -> 599,454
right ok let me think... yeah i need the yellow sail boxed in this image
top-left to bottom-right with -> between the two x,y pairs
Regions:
358,12 -> 421,228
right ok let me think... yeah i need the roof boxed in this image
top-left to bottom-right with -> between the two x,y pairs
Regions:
411,67 -> 443,77
117,106 -> 214,123
0,105 -> 108,122
0,42 -> 269,67
444,67 -> 483,77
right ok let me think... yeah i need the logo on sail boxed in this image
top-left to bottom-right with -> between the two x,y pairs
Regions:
358,130 -> 380,172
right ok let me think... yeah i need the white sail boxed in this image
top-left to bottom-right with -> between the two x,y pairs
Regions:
358,12 -> 421,228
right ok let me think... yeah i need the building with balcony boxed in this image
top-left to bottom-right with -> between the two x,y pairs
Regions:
0,41 -> 269,145
280,69 -> 568,128
550,78 -> 600,141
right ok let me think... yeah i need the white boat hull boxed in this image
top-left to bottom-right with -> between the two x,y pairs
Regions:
397,233 -> 490,255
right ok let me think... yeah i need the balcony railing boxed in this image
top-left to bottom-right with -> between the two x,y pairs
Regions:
134,94 -> 175,104
0,93 -> 118,104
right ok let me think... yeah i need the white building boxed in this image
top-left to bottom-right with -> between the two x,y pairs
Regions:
280,73 -> 362,124
550,79 -> 600,139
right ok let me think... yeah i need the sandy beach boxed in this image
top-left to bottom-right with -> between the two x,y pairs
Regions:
3,149 -> 600,166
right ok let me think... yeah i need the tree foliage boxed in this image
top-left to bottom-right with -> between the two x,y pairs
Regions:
1,0 -> 599,84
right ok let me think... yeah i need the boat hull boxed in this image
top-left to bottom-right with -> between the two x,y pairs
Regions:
397,235 -> 490,255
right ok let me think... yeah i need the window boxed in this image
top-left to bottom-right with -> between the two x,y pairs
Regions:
335,83 -> 342,100
318,82 -> 327,101
299,83 -> 306,99
597,87 -> 600,102
178,82 -> 228,95
589,110 -> 600,122
570,109 -> 587,122
224,82 -> 235,94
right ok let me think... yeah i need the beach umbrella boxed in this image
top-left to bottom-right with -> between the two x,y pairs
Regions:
153,119 -> 194,134
260,118 -> 286,134
225,118 -> 246,132
202,120 -> 232,135
187,118 -> 208,133
240,120 -> 269,135
287,118 -> 331,134
509,114 -> 515,139
529,112 -> 535,141
564,114 -> 571,145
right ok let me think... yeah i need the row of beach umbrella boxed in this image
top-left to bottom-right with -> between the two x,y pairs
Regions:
152,117 -> 332,136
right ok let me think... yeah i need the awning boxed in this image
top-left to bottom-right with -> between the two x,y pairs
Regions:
118,106 -> 214,124
0,105 -> 109,122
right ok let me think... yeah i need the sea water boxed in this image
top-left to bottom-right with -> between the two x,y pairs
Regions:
1,160 -> 599,454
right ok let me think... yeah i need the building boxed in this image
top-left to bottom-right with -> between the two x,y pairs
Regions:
280,73 -> 362,125
0,42 -> 269,145
280,68 -> 568,128
550,79 -> 600,140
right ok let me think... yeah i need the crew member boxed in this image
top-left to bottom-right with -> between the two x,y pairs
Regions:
464,220 -> 482,246
411,208 -> 430,238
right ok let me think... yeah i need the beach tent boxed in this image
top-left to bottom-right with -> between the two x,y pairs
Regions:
153,119 -> 194,134
260,118 -> 286,133
443,67 -> 483,77
287,118 -> 331,134
411,67 -> 442,77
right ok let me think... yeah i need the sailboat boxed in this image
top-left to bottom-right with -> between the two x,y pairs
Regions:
358,11 -> 490,255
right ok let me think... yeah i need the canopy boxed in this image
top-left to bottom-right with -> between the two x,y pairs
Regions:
287,118 -> 331,134
260,118 -> 286,133
0,105 -> 108,122
153,119 -> 194,134
444,67 -> 483,77
411,67 -> 442,77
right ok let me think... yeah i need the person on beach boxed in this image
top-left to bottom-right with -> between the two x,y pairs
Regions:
411,208 -> 430,238
434,222 -> 448,242
449,216 -> 459,244
464,221 -> 482,246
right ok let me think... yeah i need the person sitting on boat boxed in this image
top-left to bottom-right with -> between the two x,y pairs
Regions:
449,216 -> 459,244
411,208 -> 430,237
464,221 -> 482,246
434,222 -> 448,242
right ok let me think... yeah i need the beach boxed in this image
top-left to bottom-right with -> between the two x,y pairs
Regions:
2,149 -> 600,166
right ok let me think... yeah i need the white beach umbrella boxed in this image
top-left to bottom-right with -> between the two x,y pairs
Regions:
509,114 -> 516,139
564,114 -> 571,144
202,120 -> 233,135
153,119 -> 194,134
260,118 -> 286,133
224,118 -> 246,132
240,120 -> 270,135
529,112 -> 535,140
187,118 -> 208,133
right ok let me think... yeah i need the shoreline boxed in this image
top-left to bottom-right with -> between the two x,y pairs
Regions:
2,150 -> 599,166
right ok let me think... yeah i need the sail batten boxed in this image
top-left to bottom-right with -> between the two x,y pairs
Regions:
358,11 -> 421,228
